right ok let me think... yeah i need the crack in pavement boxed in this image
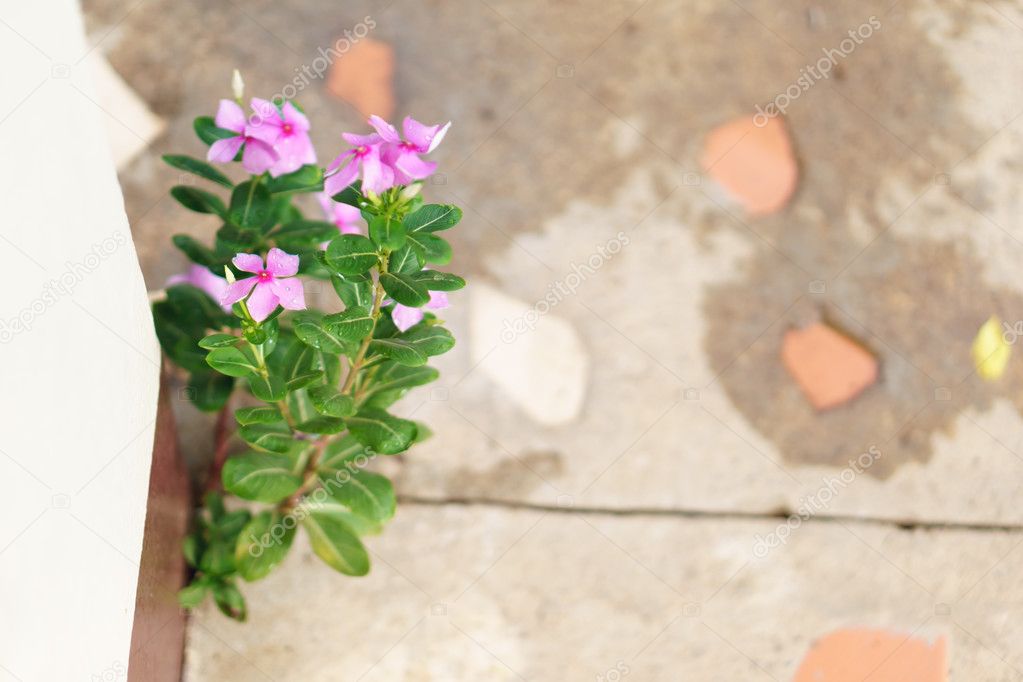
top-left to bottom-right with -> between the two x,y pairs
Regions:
397,494 -> 1023,534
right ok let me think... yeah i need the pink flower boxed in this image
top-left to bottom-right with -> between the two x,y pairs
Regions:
324,132 -> 394,197
167,264 -> 231,312
369,115 -> 451,184
207,100 -> 279,174
317,193 -> 363,235
221,248 -> 306,322
391,290 -> 449,332
247,98 -> 316,177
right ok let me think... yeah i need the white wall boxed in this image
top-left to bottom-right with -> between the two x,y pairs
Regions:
0,1 -> 160,679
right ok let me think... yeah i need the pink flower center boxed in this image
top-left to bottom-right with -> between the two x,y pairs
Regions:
282,123 -> 294,135
354,145 -> 369,158
400,141 -> 422,152
257,270 -> 273,282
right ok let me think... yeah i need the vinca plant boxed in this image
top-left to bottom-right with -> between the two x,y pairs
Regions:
153,73 -> 463,621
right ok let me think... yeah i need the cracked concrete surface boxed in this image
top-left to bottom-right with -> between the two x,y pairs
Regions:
78,0 -> 1023,678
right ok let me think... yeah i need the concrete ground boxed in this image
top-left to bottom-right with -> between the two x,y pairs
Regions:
81,0 -> 1023,678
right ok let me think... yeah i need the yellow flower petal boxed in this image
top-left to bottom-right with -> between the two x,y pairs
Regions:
972,315 -> 1011,381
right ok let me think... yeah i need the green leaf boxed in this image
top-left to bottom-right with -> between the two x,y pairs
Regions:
369,215 -> 406,250
318,435 -> 370,475
187,371 -> 234,412
162,154 -> 233,188
237,422 -> 294,454
330,182 -> 364,208
388,244 -> 423,275
402,326 -> 456,357
295,416 -> 347,434
293,311 -> 352,355
405,232 -> 452,265
206,347 -> 258,377
235,405 -> 284,426
178,581 -> 208,609
331,274 -> 374,308
271,220 -> 338,251
323,305 -> 375,341
324,234 -> 379,275
346,408 -> 418,455
287,370 -> 323,392
380,272 -> 430,307
235,510 -> 295,582
403,204 -> 462,233
410,270 -> 465,291
368,338 -> 428,366
194,115 -> 237,145
264,164 -> 323,194
308,385 -> 356,418
322,470 -> 395,523
248,373 -> 286,402
172,234 -> 220,269
228,180 -> 273,229
222,452 -> 303,503
212,580 -> 247,622
171,186 -> 226,216
364,362 -> 439,396
214,223 -> 262,256
198,333 -> 238,349
301,510 -> 370,576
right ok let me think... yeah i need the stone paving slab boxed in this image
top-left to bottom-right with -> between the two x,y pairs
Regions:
82,0 -> 1023,526
184,505 -> 1023,681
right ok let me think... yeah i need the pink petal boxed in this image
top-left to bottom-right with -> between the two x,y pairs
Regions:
214,99 -> 246,133
246,282 -> 280,322
232,253 -> 265,274
324,155 -> 360,196
271,278 -> 306,311
268,133 -> 317,177
342,132 -> 382,146
282,101 -> 310,132
266,248 -> 300,277
360,148 -> 394,195
241,137 -> 279,174
207,135 -> 244,163
403,117 -> 450,152
426,290 -> 449,310
395,153 -> 437,181
391,304 -> 424,332
426,121 -> 451,153
368,115 -> 401,143
221,277 -> 257,306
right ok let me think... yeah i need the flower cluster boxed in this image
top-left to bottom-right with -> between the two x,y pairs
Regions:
324,115 -> 450,196
154,74 -> 465,622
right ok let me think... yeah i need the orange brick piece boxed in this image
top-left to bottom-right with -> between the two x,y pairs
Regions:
699,115 -> 798,216
781,322 -> 878,411
326,37 -> 395,120
794,628 -> 947,682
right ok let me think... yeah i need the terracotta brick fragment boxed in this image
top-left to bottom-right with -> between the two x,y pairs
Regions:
781,322 -> 878,410
794,628 -> 947,682
700,115 -> 798,215
326,37 -> 395,119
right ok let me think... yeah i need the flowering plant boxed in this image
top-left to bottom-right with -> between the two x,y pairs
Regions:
153,73 -> 463,621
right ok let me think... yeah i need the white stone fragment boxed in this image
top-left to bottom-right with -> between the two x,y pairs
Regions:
469,282 -> 588,426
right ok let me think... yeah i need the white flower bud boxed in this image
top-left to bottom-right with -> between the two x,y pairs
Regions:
400,183 -> 422,201
223,265 -> 236,284
231,69 -> 244,101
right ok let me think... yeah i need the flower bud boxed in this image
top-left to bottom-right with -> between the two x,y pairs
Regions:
400,183 -> 423,201
231,69 -> 244,102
